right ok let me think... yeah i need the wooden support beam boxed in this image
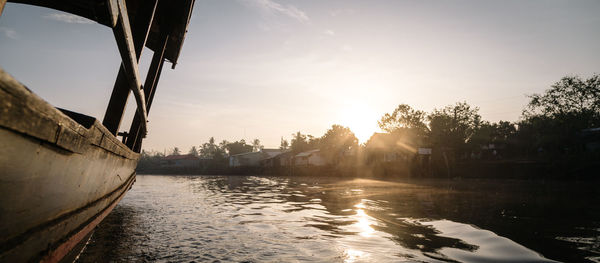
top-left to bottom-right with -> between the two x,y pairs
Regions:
102,73 -> 130,135
112,0 -> 148,135
0,0 -> 7,17
107,0 -> 119,27
127,33 -> 168,152
133,54 -> 165,152
143,50 -> 166,114
102,0 -> 158,135
7,0 -> 119,27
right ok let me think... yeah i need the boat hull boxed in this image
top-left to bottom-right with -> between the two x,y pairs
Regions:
0,69 -> 139,262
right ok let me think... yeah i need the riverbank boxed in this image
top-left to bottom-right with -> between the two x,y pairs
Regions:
137,159 -> 600,180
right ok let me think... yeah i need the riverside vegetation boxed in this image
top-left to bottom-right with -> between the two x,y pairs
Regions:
138,74 -> 600,179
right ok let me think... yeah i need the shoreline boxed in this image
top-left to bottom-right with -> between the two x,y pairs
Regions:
136,159 -> 600,181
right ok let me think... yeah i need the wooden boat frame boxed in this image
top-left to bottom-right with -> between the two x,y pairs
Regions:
0,0 -> 194,262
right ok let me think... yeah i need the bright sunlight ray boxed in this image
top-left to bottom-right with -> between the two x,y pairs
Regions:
339,102 -> 380,143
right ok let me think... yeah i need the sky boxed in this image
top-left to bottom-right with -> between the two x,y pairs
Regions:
1,0 -> 599,151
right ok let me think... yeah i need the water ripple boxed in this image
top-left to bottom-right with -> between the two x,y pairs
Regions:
78,175 -> 599,262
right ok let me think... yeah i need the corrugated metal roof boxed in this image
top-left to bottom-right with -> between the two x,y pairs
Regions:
295,149 -> 320,157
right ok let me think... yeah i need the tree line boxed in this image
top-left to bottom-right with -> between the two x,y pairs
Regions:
290,74 -> 599,163
141,74 -> 599,176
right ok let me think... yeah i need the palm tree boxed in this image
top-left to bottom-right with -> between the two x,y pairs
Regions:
171,147 -> 181,156
252,138 -> 263,152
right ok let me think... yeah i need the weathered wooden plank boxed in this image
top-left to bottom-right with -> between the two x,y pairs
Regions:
126,32 -> 168,151
102,0 -> 158,136
0,0 -> 7,17
106,0 -> 118,27
133,55 -> 165,152
101,71 -> 129,135
108,0 -> 147,136
144,0 -> 195,68
0,68 -> 139,160
132,52 -> 165,152
0,129 -> 137,262
8,0 -> 117,27
39,174 -> 135,263
8,0 -> 195,65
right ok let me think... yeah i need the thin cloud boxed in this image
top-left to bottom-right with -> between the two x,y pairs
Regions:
0,27 -> 17,39
44,13 -> 94,24
324,30 -> 335,36
330,9 -> 355,17
242,0 -> 309,23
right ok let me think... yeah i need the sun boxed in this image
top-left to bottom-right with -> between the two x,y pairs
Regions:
339,103 -> 380,143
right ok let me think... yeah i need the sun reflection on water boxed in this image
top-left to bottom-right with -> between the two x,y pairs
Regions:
354,201 -> 376,237
343,248 -> 365,263
356,209 -> 375,237
342,200 -> 378,262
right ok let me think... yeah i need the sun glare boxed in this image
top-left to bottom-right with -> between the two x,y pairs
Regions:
339,103 -> 380,143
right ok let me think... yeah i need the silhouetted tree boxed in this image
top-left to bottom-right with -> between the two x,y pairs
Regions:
428,101 -> 481,156
188,146 -> 199,156
494,121 -> 518,143
225,140 -> 253,155
219,140 -> 229,154
280,137 -> 289,150
291,132 -> 309,154
469,121 -> 517,157
379,104 -> 428,134
200,137 -> 223,159
517,74 -> 600,158
171,147 -> 181,156
252,138 -> 263,152
307,135 -> 321,149
378,104 -> 430,149
524,74 -> 600,121
319,124 -> 358,164
137,149 -> 164,171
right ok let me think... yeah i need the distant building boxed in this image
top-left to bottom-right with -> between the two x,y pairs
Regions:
365,133 -> 402,162
418,148 -> 432,155
261,151 -> 294,167
160,154 -> 199,168
198,157 -> 214,168
262,149 -> 284,159
294,149 -> 326,166
229,152 -> 262,167
277,151 -> 295,167
229,149 -> 283,167
365,132 -> 426,163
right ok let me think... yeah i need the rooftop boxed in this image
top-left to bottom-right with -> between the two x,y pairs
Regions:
295,149 -> 320,157
163,154 -> 198,160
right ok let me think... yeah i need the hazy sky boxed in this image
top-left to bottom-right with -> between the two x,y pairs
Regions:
1,0 -> 599,151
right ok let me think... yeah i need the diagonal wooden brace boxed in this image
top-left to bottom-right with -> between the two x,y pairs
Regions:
110,0 -> 148,135
0,0 -> 7,17
127,32 -> 168,151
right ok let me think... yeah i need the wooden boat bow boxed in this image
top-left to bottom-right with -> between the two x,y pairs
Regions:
0,0 -> 195,262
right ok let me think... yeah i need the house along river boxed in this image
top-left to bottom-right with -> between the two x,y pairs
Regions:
78,175 -> 599,262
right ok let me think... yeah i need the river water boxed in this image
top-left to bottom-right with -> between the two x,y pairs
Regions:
78,175 -> 599,262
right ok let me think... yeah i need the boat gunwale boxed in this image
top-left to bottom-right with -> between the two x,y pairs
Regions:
0,68 -> 139,160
